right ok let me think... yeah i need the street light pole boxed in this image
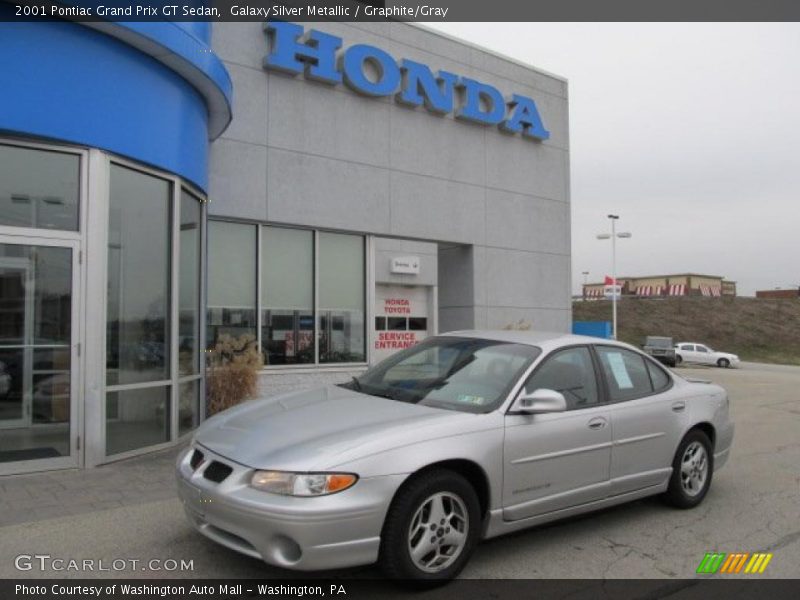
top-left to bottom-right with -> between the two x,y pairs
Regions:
596,215 -> 630,340
609,215 -> 619,340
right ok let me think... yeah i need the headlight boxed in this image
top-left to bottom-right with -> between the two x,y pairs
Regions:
250,471 -> 358,496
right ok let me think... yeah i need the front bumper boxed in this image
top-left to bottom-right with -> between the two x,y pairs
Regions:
175,445 -> 406,571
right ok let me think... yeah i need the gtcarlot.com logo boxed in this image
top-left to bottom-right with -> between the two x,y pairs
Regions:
696,552 -> 773,574
14,554 -> 194,572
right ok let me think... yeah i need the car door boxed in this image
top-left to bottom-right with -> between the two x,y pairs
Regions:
595,346 -> 690,495
503,346 -> 611,521
678,344 -> 696,363
695,344 -> 714,365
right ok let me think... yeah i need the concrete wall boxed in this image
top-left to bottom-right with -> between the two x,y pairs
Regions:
257,368 -> 366,399
210,20 -> 572,353
374,238 -> 438,286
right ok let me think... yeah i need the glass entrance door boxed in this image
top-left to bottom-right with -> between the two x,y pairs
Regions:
0,259 -> 29,429
0,239 -> 78,468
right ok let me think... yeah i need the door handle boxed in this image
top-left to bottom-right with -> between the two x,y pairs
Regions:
672,401 -> 686,412
588,417 -> 607,430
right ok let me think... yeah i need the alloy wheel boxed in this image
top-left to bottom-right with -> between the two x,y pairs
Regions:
680,441 -> 708,496
407,492 -> 469,573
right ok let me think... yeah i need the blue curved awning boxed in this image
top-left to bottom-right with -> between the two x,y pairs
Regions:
0,6 -> 233,190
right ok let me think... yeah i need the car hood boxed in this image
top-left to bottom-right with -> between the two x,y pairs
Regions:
194,385 -> 478,471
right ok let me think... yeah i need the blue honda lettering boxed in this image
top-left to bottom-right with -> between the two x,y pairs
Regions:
263,21 -> 342,85
456,78 -> 506,125
262,24 -> 549,143
342,44 -> 401,97
396,59 -> 458,114
501,94 -> 550,140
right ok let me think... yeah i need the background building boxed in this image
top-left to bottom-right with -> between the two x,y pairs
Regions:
583,273 -> 736,299
755,288 -> 800,299
0,19 -> 570,473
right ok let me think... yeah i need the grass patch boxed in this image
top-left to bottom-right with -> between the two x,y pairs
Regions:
573,296 -> 800,366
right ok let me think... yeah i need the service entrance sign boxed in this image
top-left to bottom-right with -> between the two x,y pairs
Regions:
373,284 -> 432,363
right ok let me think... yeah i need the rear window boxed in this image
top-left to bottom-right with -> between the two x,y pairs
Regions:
646,337 -> 673,348
596,347 -> 654,402
646,360 -> 671,391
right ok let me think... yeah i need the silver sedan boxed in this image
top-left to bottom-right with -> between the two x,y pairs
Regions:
176,331 -> 734,581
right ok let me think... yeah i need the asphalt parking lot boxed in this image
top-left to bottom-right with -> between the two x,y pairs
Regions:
0,362 -> 798,580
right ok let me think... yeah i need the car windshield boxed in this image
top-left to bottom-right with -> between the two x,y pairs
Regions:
342,336 -> 541,413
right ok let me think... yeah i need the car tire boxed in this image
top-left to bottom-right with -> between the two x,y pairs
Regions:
379,468 -> 481,582
717,358 -> 730,368
664,430 -> 714,509
675,355 -> 683,365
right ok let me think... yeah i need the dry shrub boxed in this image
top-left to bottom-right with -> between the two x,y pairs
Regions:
503,319 -> 533,331
206,334 -> 262,415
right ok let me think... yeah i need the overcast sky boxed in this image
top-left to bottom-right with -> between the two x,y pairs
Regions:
428,23 -> 800,296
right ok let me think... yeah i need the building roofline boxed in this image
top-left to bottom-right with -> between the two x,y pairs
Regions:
583,273 -> 734,286
407,22 -> 569,85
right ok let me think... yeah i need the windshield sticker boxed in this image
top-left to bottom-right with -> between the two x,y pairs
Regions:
456,394 -> 486,405
606,352 -> 634,389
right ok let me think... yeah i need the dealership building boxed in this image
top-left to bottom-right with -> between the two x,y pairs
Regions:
583,274 -> 737,299
0,18 -> 571,473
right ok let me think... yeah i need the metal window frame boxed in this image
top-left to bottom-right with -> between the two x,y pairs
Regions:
89,154 -> 207,466
208,218 -> 370,372
0,137 -> 88,476
0,139 -> 85,242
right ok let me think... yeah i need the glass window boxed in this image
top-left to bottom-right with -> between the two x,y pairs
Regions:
408,317 -> 428,331
696,346 -> 709,353
0,245 -> 71,347
207,222 -> 368,367
375,317 -> 387,330
319,232 -> 365,363
106,165 -> 171,386
387,317 -> 407,330
178,380 -> 200,438
681,344 -> 694,351
105,387 -> 169,455
646,359 -> 671,391
352,337 -> 540,413
261,226 -> 314,365
596,346 -> 654,402
207,221 -> 257,347
179,191 -> 202,376
0,144 -> 80,231
524,347 -> 599,410
0,244 -> 72,462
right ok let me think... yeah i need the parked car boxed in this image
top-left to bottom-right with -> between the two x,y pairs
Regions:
642,335 -> 677,367
675,343 -> 740,368
177,331 -> 734,581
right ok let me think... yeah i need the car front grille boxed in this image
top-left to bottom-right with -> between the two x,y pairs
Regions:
189,449 -> 205,470
203,460 -> 233,483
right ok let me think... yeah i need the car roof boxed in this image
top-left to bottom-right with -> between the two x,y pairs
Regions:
440,329 -> 637,352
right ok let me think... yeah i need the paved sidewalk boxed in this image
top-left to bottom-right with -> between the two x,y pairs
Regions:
0,444 -> 185,526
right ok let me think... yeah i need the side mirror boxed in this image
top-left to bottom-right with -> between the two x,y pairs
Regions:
511,388 -> 567,414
